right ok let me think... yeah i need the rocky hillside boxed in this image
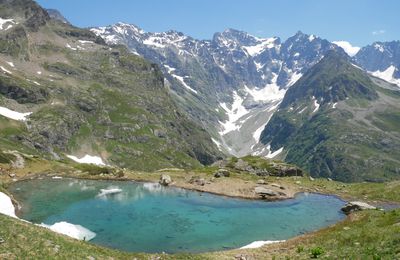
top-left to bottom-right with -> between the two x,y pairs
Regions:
260,51 -> 400,182
0,0 -> 223,170
91,24 -> 345,156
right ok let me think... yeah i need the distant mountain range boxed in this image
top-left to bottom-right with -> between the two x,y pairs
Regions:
90,22 -> 400,158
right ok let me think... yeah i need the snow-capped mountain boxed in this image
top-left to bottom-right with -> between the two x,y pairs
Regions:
91,23 -> 346,157
355,41 -> 400,87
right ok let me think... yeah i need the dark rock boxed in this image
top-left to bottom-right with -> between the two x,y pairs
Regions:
214,168 -> 230,178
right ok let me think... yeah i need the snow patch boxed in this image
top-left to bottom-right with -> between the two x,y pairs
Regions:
171,74 -> 197,94
96,187 -> 123,197
6,61 -> 14,67
0,192 -> 17,218
332,41 -> 360,57
287,72 -> 302,87
65,43 -> 77,51
39,222 -> 96,241
308,35 -> 316,42
78,40 -> 94,44
219,91 -> 249,135
240,240 -> 285,249
243,37 -> 278,56
211,138 -> 223,150
253,124 -> 266,142
312,96 -> 320,113
266,146 -> 283,159
66,154 -> 106,166
244,74 -> 286,102
371,65 -> 400,87
0,66 -> 12,74
373,43 -> 385,52
0,106 -> 31,121
332,102 -> 337,109
0,18 -> 16,31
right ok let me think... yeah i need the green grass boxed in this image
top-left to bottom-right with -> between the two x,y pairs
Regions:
0,214 -> 208,259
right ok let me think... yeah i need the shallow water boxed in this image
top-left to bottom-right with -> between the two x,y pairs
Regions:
9,178 -> 346,253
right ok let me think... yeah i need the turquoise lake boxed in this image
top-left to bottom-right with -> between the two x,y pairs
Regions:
9,178 -> 346,253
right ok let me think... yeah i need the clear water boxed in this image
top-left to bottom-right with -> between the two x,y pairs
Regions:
9,178 -> 345,253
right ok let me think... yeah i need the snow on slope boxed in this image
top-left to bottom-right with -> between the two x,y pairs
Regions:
66,154 -> 106,166
244,74 -> 285,102
0,192 -> 17,218
332,41 -> 360,57
39,222 -> 96,241
243,37 -> 278,56
240,240 -> 285,249
371,65 -> 400,87
0,106 -> 32,121
0,17 -> 16,31
219,91 -> 249,135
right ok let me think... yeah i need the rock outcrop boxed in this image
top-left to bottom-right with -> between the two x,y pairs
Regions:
159,174 -> 172,186
341,201 -> 376,214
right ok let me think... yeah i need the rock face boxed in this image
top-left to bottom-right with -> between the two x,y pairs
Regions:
159,174 -> 172,186
341,201 -> 376,214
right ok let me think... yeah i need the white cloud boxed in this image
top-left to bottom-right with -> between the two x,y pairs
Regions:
372,30 -> 386,35
332,41 -> 360,57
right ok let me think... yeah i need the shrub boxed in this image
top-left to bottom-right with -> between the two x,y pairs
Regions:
310,246 -> 324,258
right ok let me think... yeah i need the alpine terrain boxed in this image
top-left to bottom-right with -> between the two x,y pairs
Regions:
0,0 -> 222,171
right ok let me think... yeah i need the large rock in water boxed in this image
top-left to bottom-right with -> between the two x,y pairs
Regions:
159,174 -> 172,186
341,201 -> 376,214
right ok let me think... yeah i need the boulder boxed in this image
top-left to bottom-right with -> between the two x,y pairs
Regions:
254,187 -> 279,198
188,176 -> 206,186
257,179 -> 266,185
214,168 -> 230,178
271,164 -> 303,177
159,174 -> 172,186
341,201 -> 376,214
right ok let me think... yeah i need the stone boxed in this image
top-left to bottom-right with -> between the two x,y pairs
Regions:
257,179 -> 266,185
254,187 -> 279,198
214,168 -> 230,178
188,176 -> 206,186
341,201 -> 376,214
271,164 -> 303,177
159,174 -> 172,186
234,159 -> 252,171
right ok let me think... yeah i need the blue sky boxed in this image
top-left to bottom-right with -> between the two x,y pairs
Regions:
37,0 -> 399,46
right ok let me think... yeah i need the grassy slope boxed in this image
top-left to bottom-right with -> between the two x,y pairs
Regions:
260,52 -> 400,182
